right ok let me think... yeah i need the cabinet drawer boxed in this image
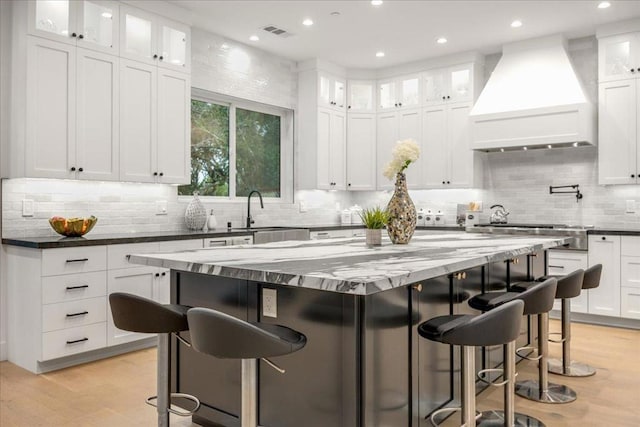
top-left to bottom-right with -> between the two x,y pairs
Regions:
42,271 -> 107,304
41,322 -> 106,361
42,297 -> 107,332
42,246 -> 107,276
204,238 -> 231,248
622,256 -> 640,288
622,236 -> 640,256
158,239 -> 203,252
548,251 -> 587,275
621,287 -> 640,320
108,242 -> 158,270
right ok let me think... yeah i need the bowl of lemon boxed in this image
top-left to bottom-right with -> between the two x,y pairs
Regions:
49,216 -> 98,237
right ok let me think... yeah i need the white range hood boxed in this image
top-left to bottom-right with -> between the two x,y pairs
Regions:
470,35 -> 595,151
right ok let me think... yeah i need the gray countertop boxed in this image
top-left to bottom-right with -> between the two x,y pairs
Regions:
128,232 -> 572,295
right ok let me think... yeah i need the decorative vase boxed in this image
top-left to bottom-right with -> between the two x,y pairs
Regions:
386,172 -> 417,244
185,192 -> 207,230
365,228 -> 382,247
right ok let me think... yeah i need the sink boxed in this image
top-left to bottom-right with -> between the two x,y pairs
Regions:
231,226 -> 299,231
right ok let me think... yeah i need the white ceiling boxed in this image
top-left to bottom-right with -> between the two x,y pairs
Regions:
170,0 -> 640,69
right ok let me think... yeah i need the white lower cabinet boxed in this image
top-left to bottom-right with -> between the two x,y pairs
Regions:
588,235 -> 621,317
548,250 -> 588,313
621,236 -> 640,319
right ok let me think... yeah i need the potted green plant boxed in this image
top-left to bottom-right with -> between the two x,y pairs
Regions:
359,207 -> 390,247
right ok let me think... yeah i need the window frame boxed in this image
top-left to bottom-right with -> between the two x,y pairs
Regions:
180,88 -> 294,204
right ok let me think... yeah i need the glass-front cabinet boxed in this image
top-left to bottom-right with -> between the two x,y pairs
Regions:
28,0 -> 119,55
347,80 -> 375,112
318,72 -> 346,110
598,33 -> 640,83
423,63 -> 473,106
120,4 -> 190,72
377,74 -> 421,111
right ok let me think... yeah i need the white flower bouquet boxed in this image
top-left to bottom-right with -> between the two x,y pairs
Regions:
383,138 -> 420,180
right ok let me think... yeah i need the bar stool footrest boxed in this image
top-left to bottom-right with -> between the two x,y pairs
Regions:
476,409 -> 546,427
548,358 -> 596,377
547,331 -> 565,344
476,368 -> 516,387
428,406 -> 481,427
515,345 -> 541,361
146,393 -> 201,416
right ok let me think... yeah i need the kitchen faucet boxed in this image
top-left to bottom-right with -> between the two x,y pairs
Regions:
246,190 -> 264,228
490,204 -> 510,224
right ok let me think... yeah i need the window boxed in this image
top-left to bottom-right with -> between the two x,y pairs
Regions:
179,90 -> 292,200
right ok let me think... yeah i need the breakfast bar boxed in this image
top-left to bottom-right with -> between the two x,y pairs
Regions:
129,232 -> 573,427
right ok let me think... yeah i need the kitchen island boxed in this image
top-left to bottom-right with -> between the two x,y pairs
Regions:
129,232 -> 572,427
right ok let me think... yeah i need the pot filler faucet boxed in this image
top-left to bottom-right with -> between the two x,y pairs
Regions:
490,204 -> 510,224
246,190 -> 264,228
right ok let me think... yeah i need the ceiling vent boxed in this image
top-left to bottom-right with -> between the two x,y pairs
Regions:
262,25 -> 295,38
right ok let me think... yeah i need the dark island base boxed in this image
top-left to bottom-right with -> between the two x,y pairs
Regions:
170,250 -> 545,427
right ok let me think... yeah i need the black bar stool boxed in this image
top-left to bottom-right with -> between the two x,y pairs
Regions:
109,293 -> 201,427
187,307 -> 307,427
512,269 -> 583,403
547,264 -> 602,377
418,299 -> 525,427
467,277 -> 558,426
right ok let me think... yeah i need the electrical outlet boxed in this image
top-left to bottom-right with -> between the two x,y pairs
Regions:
262,288 -> 277,318
627,200 -> 636,214
156,200 -> 168,215
299,201 -> 308,213
22,199 -> 34,217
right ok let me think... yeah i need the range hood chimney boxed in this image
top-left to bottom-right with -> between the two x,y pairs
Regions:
470,35 -> 595,151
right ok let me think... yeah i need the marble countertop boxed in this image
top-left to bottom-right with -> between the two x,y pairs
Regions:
128,232 -> 573,295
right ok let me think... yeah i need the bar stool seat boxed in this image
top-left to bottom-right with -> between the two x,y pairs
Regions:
109,293 -> 201,427
418,300 -> 525,427
187,307 -> 307,427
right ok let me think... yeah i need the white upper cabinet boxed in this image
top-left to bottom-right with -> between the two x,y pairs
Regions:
598,33 -> 640,83
28,0 -> 119,55
319,72 -> 346,110
347,80 -> 375,113
120,4 -> 190,72
375,108 -> 421,190
346,114 -> 376,190
316,108 -> 346,190
423,63 -> 474,106
377,74 -> 421,111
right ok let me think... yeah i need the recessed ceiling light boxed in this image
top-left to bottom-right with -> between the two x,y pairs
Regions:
249,35 -> 259,41
302,18 -> 314,26
511,20 -> 523,28
371,0 -> 383,6
598,1 -> 611,9
221,43 -> 230,50
101,12 -> 112,19
436,37 -> 448,44
376,51 -> 385,57
330,11 -> 341,16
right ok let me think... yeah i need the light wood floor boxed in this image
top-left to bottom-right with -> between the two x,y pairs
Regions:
1,321 -> 639,426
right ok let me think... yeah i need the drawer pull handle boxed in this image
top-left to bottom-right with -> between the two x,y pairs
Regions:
66,258 -> 89,263
548,265 -> 565,269
208,241 -> 227,247
66,285 -> 89,291
66,337 -> 88,345
66,311 -> 89,318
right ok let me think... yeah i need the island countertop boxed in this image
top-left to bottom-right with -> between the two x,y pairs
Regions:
127,232 -> 572,295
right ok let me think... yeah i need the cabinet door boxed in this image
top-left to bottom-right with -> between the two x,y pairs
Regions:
548,250 -> 589,313
157,17 -> 190,72
398,109 -> 422,189
347,81 -> 375,112
330,111 -> 347,190
28,0 -> 76,45
448,64 -> 473,103
448,103 -> 473,187
378,79 -> 397,111
26,37 -> 76,179
157,69 -> 190,184
422,105 -> 448,188
346,113 -> 376,190
598,33 -> 637,83
398,75 -> 420,108
76,48 -> 119,181
423,68 -> 447,106
119,59 -> 157,183
333,78 -> 346,109
376,112 -> 398,190
76,0 -> 119,55
316,108 -> 332,190
621,287 -> 640,319
107,266 -> 156,346
154,269 -> 170,304
119,4 -> 158,66
598,80 -> 637,185
588,235 -> 621,317
318,72 -> 332,108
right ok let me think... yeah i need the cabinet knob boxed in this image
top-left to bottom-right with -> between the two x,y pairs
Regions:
78,167 -> 83,172
348,183 -> 351,187
159,56 -> 163,61
446,180 -> 450,184
442,96 -> 446,100
447,95 -> 451,99
159,172 -> 164,177
602,236 -> 606,241
398,102 -> 402,106
631,69 -> 636,73
632,174 -> 636,178
153,54 -> 158,59
442,181 -> 446,184
78,34 -> 84,39
161,272 -> 166,276
348,105 -> 351,109
71,32 -> 77,38
155,273 -> 160,277
70,167 -> 76,172
153,172 -> 158,176
394,103 -> 398,107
